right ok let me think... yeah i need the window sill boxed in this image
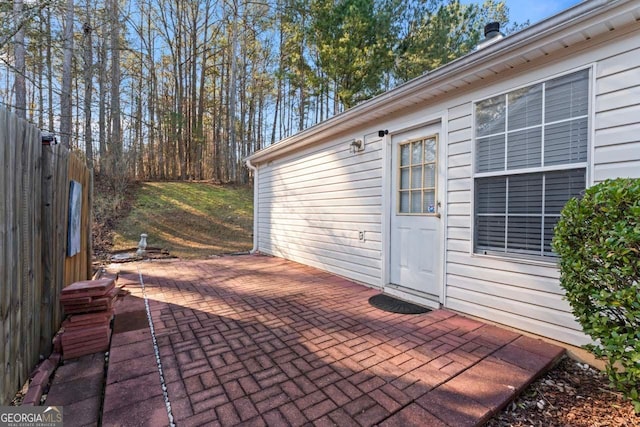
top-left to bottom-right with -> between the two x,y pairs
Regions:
471,251 -> 560,269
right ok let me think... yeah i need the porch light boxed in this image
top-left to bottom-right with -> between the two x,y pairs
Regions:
350,138 -> 364,153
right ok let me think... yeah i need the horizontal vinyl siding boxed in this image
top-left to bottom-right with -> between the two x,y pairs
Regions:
257,135 -> 383,287
440,29 -> 640,346
593,41 -> 640,182
254,23 -> 639,347
444,100 -> 589,346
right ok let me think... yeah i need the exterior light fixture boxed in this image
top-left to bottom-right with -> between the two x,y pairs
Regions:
350,138 -> 364,153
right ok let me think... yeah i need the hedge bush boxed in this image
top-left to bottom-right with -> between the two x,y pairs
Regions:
552,178 -> 640,413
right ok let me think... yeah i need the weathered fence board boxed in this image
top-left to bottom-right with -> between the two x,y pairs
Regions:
7,113 -> 20,399
64,154 -> 92,291
0,109 -> 9,406
0,108 -> 91,405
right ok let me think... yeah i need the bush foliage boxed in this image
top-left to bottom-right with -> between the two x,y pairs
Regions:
552,178 -> 640,412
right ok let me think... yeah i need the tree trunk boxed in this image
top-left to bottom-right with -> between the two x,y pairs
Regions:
60,0 -> 74,147
146,0 -> 156,178
109,0 -> 122,175
83,15 -> 94,169
228,1 -> 239,182
98,36 -> 107,174
176,1 -> 186,180
37,10 -> 45,129
46,6 -> 54,132
196,0 -> 212,180
13,0 -> 26,119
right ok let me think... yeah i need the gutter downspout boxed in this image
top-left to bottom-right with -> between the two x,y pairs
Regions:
245,158 -> 259,254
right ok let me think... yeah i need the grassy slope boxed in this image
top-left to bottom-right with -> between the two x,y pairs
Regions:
112,182 -> 253,259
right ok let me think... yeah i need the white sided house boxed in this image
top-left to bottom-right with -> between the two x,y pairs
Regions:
246,0 -> 640,347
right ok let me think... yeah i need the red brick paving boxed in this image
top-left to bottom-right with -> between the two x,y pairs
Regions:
45,353 -> 105,426
100,255 -> 564,426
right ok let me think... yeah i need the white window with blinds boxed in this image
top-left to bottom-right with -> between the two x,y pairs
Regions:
473,69 -> 589,258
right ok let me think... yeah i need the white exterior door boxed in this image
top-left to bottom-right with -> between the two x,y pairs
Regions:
389,124 -> 442,299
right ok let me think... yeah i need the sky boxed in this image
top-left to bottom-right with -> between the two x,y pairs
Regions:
463,0 -> 584,26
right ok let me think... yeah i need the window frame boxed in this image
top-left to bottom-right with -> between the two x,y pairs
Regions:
396,135 -> 439,216
471,67 -> 593,261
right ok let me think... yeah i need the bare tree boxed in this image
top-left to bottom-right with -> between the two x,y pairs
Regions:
82,9 -> 93,168
97,32 -> 107,173
13,0 -> 26,119
109,0 -> 121,174
228,0 -> 239,182
46,5 -> 54,132
60,0 -> 74,147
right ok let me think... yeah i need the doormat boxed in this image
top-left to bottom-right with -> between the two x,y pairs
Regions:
368,294 -> 431,314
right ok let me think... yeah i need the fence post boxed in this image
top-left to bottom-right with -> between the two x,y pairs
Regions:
40,145 -> 54,356
7,113 -> 20,400
0,109 -> 10,405
40,145 -> 70,355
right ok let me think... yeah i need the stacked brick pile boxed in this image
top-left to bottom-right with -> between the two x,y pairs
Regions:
60,278 -> 117,359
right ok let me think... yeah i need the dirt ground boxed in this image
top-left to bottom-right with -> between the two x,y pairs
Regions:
92,176 -> 137,262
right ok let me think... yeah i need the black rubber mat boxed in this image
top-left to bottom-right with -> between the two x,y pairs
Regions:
368,293 -> 431,314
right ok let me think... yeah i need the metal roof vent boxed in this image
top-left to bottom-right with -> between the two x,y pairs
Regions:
476,22 -> 505,50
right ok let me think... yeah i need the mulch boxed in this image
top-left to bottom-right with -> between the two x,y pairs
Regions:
488,356 -> 640,426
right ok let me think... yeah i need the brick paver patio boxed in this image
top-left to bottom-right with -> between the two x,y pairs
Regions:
101,255 -> 564,427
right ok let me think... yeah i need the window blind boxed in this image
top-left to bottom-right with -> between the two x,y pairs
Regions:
474,69 -> 589,258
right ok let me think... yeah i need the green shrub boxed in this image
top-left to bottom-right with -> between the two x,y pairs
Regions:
552,177 -> 640,413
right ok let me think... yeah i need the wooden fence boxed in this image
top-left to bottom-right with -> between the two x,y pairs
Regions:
0,108 -> 92,405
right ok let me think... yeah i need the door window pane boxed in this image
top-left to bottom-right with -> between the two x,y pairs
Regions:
411,166 -> 422,189
424,164 -> 435,188
400,192 -> 410,213
424,190 -> 436,213
400,144 -> 410,166
400,169 -> 410,189
398,136 -> 438,214
411,191 -> 421,212
411,141 -> 423,164
425,138 -> 436,162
